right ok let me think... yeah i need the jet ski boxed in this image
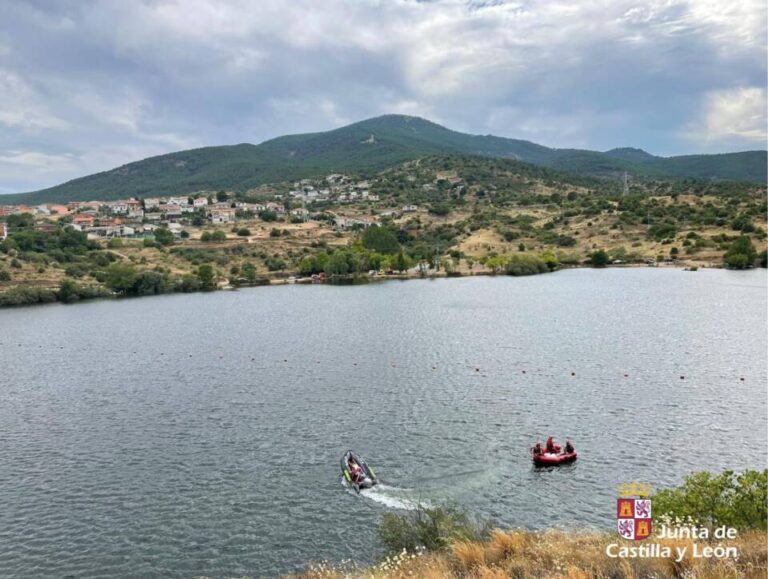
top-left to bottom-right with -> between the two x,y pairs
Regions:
341,450 -> 378,492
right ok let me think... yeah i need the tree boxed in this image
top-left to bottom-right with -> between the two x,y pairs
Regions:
325,251 -> 350,276
265,256 -> 286,271
105,262 -> 137,294
590,249 -> 610,267
540,251 -> 559,271
393,251 -> 411,272
202,229 -> 227,242
258,210 -> 278,222
298,256 -> 316,276
241,262 -> 258,282
154,227 -> 175,246
58,280 -> 81,303
216,190 -> 228,202
6,213 -> 34,229
197,264 -> 216,290
362,225 -> 400,254
237,228 -> 251,237
724,236 -> 757,269
131,271 -> 168,295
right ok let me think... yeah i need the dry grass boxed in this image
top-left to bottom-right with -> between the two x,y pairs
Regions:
291,529 -> 768,579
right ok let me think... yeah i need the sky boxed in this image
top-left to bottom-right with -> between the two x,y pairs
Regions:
0,0 -> 766,194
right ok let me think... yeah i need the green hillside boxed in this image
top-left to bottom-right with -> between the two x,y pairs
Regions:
3,115 -> 765,204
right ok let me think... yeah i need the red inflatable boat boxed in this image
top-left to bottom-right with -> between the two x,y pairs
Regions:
532,449 -> 577,466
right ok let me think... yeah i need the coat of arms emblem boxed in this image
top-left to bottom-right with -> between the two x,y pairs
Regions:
617,482 -> 652,540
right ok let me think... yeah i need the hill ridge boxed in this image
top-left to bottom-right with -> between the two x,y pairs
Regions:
3,114 -> 766,204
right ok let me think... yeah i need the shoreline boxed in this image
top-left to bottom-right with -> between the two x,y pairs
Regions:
0,262 -> 753,310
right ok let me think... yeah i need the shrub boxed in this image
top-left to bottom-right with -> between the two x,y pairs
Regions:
58,280 -> 109,303
154,227 -> 175,246
269,228 -> 282,238
258,209 -> 278,222
197,264 -> 217,290
174,274 -> 202,293
265,256 -> 286,271
0,268 -> 10,281
724,236 -> 757,269
362,225 -> 400,254
107,238 -> 123,248
654,470 -> 767,530
236,228 -> 251,237
201,230 -> 226,242
64,265 -> 88,278
0,286 -> 58,306
589,249 -> 610,267
505,254 -> 549,276
378,504 -> 488,555
428,204 -> 451,216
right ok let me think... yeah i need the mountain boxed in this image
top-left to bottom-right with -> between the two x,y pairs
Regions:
3,115 -> 765,204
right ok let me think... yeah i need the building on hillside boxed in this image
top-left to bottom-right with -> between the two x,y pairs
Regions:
402,204 -> 419,212
334,216 -> 372,230
193,197 -> 209,208
47,204 -> 70,216
0,222 -> 7,240
209,207 -> 236,224
72,214 -> 95,228
110,201 -> 129,214
144,198 -> 161,210
87,225 -> 135,239
290,207 -> 309,221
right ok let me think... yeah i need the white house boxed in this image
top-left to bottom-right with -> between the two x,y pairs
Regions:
209,208 -> 235,223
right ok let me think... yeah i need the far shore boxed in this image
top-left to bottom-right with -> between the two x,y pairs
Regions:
1,261 -> 755,310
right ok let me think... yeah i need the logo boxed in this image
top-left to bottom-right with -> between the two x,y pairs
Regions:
617,482 -> 652,540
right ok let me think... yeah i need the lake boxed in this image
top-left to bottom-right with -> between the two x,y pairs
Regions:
0,268 -> 766,577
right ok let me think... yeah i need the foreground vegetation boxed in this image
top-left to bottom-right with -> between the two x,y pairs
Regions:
293,470 -> 767,578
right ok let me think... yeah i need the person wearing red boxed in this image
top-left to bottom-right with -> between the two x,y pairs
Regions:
546,436 -> 557,453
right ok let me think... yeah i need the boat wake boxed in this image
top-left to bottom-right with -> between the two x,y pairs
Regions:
355,483 -> 433,510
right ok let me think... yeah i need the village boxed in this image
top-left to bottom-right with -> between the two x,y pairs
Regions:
0,173 -> 418,242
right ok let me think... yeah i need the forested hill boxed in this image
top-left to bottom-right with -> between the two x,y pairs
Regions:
5,115 -> 766,204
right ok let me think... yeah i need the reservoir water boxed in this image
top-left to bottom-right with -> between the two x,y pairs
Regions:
0,268 -> 766,577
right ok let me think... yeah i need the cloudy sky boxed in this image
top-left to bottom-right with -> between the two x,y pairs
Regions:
0,0 -> 766,193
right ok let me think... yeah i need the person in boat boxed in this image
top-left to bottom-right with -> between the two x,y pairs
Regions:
348,459 -> 363,482
545,436 -> 557,453
532,441 -> 543,456
564,439 -> 574,454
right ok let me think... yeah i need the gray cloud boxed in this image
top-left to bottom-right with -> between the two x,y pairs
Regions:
0,0 -> 765,193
